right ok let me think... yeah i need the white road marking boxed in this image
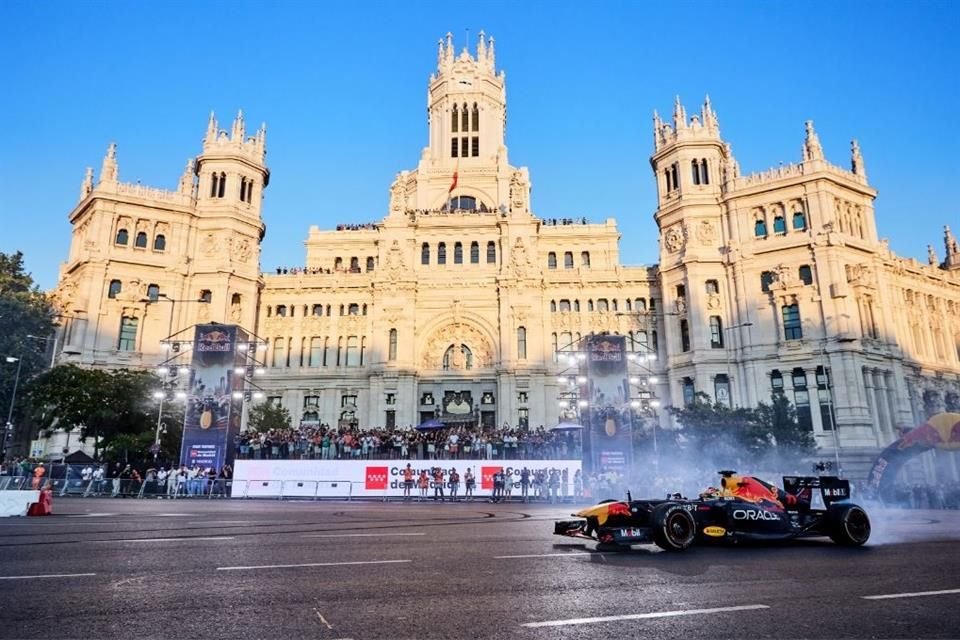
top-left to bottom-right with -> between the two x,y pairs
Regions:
313,609 -> 333,630
90,536 -> 235,543
0,573 -> 97,581
862,588 -> 960,600
494,552 -> 593,559
302,532 -> 425,538
65,513 -> 116,518
186,520 -> 254,525
154,513 -> 191,517
522,604 -> 771,628
217,559 -> 412,571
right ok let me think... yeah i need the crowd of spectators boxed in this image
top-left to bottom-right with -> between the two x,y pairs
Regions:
542,217 -> 589,226
335,223 -> 378,231
235,424 -> 581,461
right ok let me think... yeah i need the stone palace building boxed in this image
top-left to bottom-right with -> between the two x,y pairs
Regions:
51,33 -> 960,472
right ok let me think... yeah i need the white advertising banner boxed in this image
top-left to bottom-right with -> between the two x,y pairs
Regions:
232,459 -> 582,498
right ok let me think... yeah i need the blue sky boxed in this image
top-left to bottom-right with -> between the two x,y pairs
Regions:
1,1 -> 957,290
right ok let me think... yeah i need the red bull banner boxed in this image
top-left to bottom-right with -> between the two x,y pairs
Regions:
179,324 -> 249,471
582,335 -> 632,474
866,412 -> 960,498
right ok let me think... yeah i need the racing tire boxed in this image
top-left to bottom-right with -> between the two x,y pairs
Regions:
652,503 -> 697,551
828,504 -> 871,546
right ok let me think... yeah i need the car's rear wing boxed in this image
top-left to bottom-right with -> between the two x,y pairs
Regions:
782,475 -> 850,507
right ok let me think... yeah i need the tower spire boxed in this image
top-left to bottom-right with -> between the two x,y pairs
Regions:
851,139 -> 866,179
232,109 -> 245,141
477,29 -> 487,61
802,120 -> 824,161
702,95 -> 719,131
486,35 -> 495,69
673,96 -> 687,130
178,158 -> 195,195
206,111 -> 217,143
652,110 -> 663,150
99,143 -> 118,184
80,167 -> 94,200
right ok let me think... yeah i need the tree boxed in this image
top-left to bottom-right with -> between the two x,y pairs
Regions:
0,251 -> 56,456
751,392 -> 817,462
247,402 -> 292,432
23,364 -> 160,459
668,392 -> 757,467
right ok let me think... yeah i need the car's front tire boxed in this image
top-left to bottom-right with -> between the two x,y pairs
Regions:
828,503 -> 871,546
652,503 -> 697,551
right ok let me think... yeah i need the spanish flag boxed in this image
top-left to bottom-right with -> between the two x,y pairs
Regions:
448,167 -> 458,194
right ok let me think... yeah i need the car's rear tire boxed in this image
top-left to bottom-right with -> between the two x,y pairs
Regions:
652,503 -> 696,551
828,504 -> 871,546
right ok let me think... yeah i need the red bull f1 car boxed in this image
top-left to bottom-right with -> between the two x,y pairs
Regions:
554,471 -> 871,551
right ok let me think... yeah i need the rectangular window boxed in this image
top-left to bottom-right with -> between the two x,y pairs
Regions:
272,336 -> 285,367
705,279 -> 719,295
714,375 -> 730,407
461,137 -> 468,157
682,378 -> 695,406
782,304 -> 803,340
117,316 -> 138,352
680,319 -> 691,352
309,337 -> 323,367
518,407 -> 529,429
470,242 -> 479,263
761,271 -> 775,293
304,395 -> 319,408
517,326 -> 527,360
709,316 -> 723,348
346,336 -> 359,367
388,329 -> 398,361
386,393 -> 396,405
385,410 -> 396,429
471,137 -> 479,157
451,138 -> 458,158
486,241 -> 496,264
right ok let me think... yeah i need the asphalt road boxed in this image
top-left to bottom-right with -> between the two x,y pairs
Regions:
0,497 -> 958,639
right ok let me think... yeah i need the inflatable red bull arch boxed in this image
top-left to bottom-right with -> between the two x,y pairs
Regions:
866,412 -> 960,499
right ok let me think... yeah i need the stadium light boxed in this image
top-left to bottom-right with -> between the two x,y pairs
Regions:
577,400 -> 588,408
648,376 -> 659,384
650,399 -> 661,408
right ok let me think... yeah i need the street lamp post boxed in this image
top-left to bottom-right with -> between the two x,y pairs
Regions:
3,356 -> 22,461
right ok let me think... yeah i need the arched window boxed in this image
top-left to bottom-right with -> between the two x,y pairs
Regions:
334,257 -> 343,270
338,304 -> 344,316
312,304 -> 323,316
117,316 -> 138,352
437,242 -> 447,265
798,265 -> 813,285
793,210 -> 807,230
348,303 -> 360,316
421,243 -> 430,265
108,279 -> 122,299
700,158 -> 709,185
581,251 -> 590,267
366,257 -> 375,272
564,252 -> 574,269
461,102 -> 469,131
153,234 -> 166,251
350,257 -> 360,272
773,215 -> 786,234
755,219 -> 767,237
517,326 -> 527,360
612,300 -> 619,312
635,298 -> 646,311
470,241 -> 479,264
471,103 -> 479,132
217,172 -> 226,198
486,241 -> 496,264
597,299 -> 609,312
388,328 -> 398,361
443,343 -> 473,370
454,242 -> 463,264
573,300 -> 580,312
782,304 -> 802,340
276,305 -> 287,317
210,173 -> 219,198
625,299 -> 632,311
146,284 -> 160,302
559,300 -> 571,312
691,159 -> 701,185
547,252 -> 557,269
451,104 -> 459,133
240,177 -> 248,203
448,195 -> 478,211
362,304 -> 368,316
550,300 -> 557,313
115,228 -> 128,245
135,232 -> 148,248
588,299 -> 594,312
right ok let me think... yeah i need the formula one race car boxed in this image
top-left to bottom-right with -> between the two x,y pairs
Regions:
554,471 -> 871,551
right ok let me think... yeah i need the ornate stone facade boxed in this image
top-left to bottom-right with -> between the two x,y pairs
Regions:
52,34 -> 960,475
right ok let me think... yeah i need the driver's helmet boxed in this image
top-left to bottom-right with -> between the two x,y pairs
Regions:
699,486 -> 722,500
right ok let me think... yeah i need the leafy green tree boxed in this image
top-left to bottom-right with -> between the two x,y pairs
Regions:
0,251 -> 56,456
751,391 -> 817,460
667,392 -> 757,466
23,364 -> 160,459
247,402 -> 292,432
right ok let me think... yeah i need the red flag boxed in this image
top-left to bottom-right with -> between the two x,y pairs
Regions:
448,169 -> 458,194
